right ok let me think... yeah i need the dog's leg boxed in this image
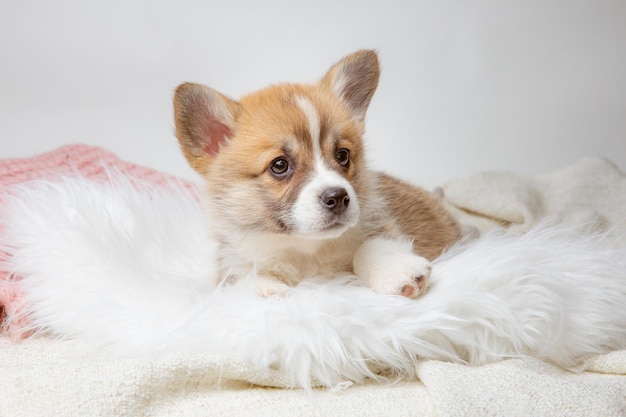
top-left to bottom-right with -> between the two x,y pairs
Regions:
255,274 -> 292,298
251,260 -> 302,298
352,237 -> 431,298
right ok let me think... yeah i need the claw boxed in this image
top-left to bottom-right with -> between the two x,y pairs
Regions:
414,275 -> 425,290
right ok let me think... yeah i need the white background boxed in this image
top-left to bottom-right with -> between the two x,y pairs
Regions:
1,0 -> 624,188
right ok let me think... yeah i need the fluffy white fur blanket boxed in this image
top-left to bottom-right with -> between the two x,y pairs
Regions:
1,157 -> 626,416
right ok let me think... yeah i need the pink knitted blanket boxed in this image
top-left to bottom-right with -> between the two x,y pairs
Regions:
0,144 -> 195,339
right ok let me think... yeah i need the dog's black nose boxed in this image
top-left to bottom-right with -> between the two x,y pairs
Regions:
320,187 -> 350,214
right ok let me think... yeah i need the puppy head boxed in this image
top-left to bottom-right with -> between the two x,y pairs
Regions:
173,50 -> 380,240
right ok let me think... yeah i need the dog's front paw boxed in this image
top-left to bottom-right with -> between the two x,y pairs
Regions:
368,252 -> 431,298
394,257 -> 431,298
353,238 -> 431,298
256,274 -> 291,298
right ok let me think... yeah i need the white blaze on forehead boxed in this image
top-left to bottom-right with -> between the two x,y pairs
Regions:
295,96 -> 322,162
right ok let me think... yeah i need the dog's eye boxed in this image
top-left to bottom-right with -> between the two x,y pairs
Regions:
336,148 -> 350,167
269,157 -> 291,177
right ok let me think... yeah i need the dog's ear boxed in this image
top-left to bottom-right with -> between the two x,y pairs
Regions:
173,83 -> 239,173
321,50 -> 380,121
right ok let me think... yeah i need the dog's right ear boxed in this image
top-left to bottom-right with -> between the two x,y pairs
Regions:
173,83 -> 239,173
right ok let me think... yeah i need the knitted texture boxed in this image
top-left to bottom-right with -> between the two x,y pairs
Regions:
0,144 -> 196,339
0,144 -> 193,188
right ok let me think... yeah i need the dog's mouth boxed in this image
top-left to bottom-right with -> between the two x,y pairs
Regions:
318,219 -> 349,233
292,213 -> 358,240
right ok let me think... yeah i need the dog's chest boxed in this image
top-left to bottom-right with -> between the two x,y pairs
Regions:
222,229 -> 361,284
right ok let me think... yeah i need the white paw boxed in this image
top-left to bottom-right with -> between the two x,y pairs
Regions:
353,238 -> 431,298
368,252 -> 431,298
256,275 -> 291,298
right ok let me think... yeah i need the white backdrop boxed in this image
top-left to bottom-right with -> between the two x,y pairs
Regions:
1,0 -> 624,188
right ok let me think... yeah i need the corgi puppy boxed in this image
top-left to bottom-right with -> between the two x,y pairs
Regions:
173,50 -> 462,298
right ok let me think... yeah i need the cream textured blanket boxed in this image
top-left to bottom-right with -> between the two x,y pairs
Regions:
443,156 -> 626,236
1,149 -> 625,417
2,339 -> 625,416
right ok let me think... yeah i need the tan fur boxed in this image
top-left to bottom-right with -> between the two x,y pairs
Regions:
173,50 -> 462,298
376,173 -> 461,260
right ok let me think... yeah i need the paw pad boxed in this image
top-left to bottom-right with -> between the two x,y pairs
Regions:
400,274 -> 427,298
401,284 -> 415,297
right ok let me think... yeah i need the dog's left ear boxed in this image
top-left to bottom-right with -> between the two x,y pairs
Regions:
321,50 -> 380,121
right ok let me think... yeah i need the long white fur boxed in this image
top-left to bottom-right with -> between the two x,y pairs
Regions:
2,174 -> 626,389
